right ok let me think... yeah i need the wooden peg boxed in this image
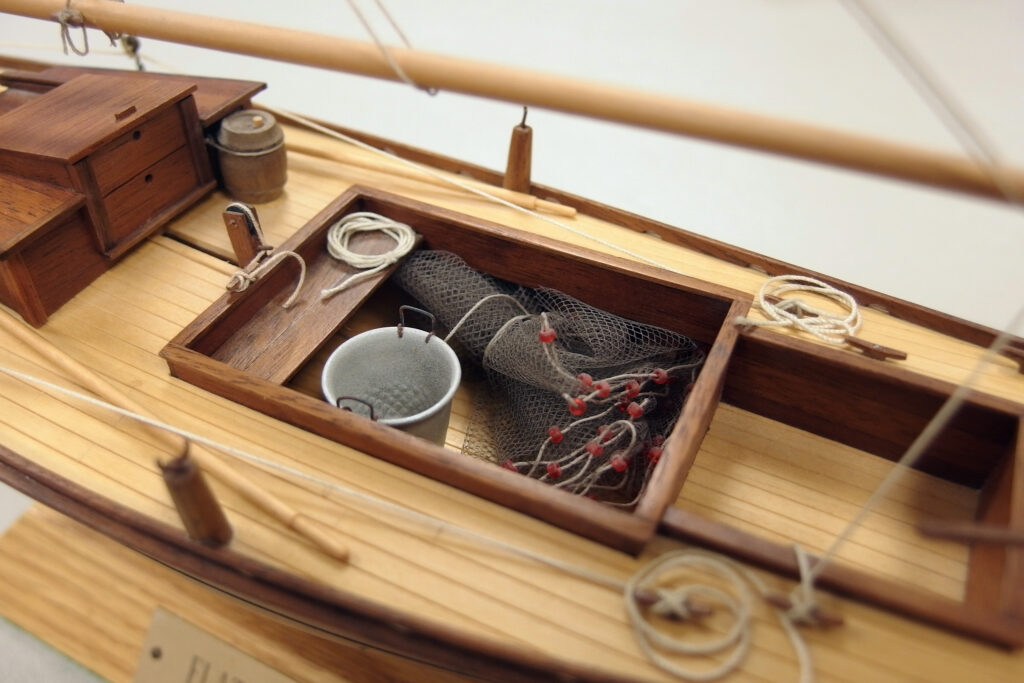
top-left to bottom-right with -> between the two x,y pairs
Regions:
223,203 -> 271,265
633,588 -> 715,620
844,336 -> 908,361
503,106 -> 532,193
763,593 -> 845,628
160,450 -> 234,547
918,520 -> 1024,545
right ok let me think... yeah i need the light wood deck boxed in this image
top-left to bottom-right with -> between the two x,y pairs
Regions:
0,120 -> 1022,681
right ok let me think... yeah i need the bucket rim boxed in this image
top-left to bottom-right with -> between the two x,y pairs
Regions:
321,326 -> 462,428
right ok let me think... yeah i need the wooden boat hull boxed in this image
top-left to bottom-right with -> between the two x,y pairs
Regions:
1,62 -> 1023,681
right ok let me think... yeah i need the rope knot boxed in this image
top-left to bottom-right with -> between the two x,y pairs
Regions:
225,270 -> 257,293
53,0 -> 124,56
764,544 -> 843,630
649,586 -> 700,621
226,250 -> 307,309
54,4 -> 88,56
53,7 -> 84,26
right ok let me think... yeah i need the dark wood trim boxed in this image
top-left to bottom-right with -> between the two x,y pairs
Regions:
968,418 -> 1024,618
634,298 -> 747,523
725,327 -> 1022,487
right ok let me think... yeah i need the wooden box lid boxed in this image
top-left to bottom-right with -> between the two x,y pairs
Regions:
0,74 -> 196,163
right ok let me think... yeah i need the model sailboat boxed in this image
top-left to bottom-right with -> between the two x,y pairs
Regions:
0,1 -> 1021,681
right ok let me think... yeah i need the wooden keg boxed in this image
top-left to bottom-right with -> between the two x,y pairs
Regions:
216,109 -> 287,203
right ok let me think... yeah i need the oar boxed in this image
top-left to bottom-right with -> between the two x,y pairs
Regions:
0,309 -> 350,563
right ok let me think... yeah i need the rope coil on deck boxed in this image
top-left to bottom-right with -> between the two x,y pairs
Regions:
733,275 -> 862,344
624,549 -> 814,682
321,211 -> 417,299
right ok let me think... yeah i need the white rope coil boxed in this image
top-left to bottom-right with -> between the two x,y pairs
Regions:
734,275 -> 862,344
624,549 -> 814,682
321,211 -> 417,299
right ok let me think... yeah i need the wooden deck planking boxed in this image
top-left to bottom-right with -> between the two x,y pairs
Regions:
0,116 -> 1021,680
0,506 -> 481,683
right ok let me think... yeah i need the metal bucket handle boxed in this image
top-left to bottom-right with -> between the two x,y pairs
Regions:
397,305 -> 437,342
335,396 -> 376,421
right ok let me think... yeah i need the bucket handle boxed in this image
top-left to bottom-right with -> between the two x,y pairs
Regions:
397,305 -> 436,342
335,396 -> 376,421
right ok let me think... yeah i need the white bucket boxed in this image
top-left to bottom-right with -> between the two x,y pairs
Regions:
321,326 -> 461,445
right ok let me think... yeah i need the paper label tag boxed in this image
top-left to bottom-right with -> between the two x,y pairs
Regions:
133,608 -> 296,683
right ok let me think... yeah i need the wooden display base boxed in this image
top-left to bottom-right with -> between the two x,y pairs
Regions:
0,504 -> 472,683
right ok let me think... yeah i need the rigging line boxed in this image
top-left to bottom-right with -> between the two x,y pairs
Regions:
344,0 -> 437,95
811,303 -> 1024,581
809,0 -> 1024,579
839,0 -> 1024,210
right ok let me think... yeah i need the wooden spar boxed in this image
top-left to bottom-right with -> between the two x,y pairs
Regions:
0,309 -> 351,563
1,0 -> 1022,203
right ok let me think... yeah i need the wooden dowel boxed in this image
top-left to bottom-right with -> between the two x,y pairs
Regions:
0,308 -> 350,563
1,0 -> 1020,201
918,520 -> 1024,545
503,109 -> 532,193
286,141 -> 575,217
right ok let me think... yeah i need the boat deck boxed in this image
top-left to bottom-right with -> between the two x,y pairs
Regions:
0,119 -> 1022,681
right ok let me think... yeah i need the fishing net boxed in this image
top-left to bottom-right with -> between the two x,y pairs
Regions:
392,250 -> 706,507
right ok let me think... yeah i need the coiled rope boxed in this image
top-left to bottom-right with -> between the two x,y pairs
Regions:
320,211 -> 417,299
733,275 -> 862,344
624,548 -> 814,682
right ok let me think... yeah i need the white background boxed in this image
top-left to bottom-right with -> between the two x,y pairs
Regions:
0,1 -> 1022,679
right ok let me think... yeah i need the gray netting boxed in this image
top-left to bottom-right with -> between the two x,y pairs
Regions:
392,250 -> 706,506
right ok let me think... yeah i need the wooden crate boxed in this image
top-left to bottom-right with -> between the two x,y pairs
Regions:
161,186 -> 747,552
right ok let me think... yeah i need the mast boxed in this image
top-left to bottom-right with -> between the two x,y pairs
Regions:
0,0 -> 1021,203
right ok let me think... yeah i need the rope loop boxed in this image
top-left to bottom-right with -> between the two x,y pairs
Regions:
53,0 -> 125,56
624,548 -> 815,682
54,3 -> 88,56
226,250 -> 307,308
624,550 -> 753,681
321,211 -> 417,299
734,274 -> 862,344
